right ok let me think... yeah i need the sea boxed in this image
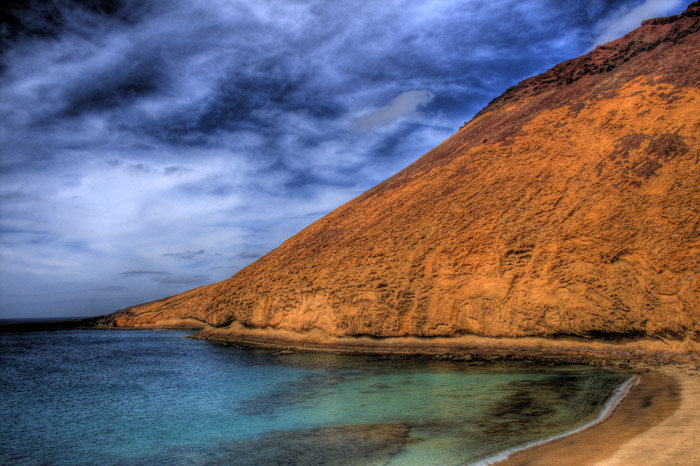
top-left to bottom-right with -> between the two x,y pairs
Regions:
0,329 -> 633,465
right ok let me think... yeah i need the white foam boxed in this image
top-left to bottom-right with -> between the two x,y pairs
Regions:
472,373 -> 640,466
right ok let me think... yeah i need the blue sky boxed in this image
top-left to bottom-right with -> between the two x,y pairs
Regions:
0,0 -> 688,319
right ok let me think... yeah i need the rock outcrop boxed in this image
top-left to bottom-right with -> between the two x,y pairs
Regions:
102,3 -> 700,361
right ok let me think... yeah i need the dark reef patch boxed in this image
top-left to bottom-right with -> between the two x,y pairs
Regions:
209,424 -> 412,466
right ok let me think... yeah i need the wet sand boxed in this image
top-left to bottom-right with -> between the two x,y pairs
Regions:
595,366 -> 700,466
500,367 -> 700,465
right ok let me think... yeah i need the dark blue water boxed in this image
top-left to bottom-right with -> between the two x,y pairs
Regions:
0,330 -> 631,465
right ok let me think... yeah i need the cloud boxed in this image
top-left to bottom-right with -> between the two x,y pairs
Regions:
91,285 -> 128,292
164,249 -> 205,259
120,270 -> 210,286
352,90 -> 435,131
121,271 -> 170,277
164,165 -> 192,176
151,274 -> 211,286
593,0 -> 686,46
129,163 -> 156,174
235,251 -> 262,259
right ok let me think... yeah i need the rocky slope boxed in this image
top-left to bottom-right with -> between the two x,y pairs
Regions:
101,3 -> 700,361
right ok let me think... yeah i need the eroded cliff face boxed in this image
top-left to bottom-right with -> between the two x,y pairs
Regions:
103,3 -> 700,359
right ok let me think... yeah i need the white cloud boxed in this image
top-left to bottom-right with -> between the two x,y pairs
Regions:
352,90 -> 435,131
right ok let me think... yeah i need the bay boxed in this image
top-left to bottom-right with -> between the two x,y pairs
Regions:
0,330 -> 631,465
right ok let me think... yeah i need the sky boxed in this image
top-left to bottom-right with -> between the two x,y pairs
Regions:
0,0 -> 688,320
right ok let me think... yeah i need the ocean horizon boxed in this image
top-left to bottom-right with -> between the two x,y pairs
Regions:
0,329 -> 631,465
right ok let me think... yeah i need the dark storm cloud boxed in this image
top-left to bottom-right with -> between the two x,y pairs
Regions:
0,0 -> 688,318
0,0 -> 627,166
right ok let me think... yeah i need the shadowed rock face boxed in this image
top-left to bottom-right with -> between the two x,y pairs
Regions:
103,3 -> 700,359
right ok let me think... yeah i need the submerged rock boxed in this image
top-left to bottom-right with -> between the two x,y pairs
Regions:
209,424 -> 412,466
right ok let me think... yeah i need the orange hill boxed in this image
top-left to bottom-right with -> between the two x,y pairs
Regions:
102,3 -> 700,361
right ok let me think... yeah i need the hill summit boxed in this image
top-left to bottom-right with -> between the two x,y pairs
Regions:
103,3 -> 700,361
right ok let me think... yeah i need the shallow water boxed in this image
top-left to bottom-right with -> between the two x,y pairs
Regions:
0,330 -> 630,465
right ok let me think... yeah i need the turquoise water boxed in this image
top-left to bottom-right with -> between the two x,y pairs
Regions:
0,330 -> 631,465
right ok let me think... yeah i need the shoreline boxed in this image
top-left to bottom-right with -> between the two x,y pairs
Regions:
594,365 -> 700,465
117,326 -> 699,464
495,367 -> 690,465
3,324 -> 697,463
478,373 -> 640,465
3,318 -> 698,364
188,324 -> 700,365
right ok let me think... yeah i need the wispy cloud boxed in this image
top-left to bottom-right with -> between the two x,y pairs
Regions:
151,274 -> 211,286
164,249 -> 205,260
120,270 -> 210,286
121,271 -> 170,277
352,90 -> 435,131
235,251 -> 263,260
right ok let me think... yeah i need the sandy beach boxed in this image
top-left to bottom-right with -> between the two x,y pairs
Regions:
500,365 -> 700,465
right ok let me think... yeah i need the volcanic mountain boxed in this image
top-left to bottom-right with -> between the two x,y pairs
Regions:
102,3 -> 700,361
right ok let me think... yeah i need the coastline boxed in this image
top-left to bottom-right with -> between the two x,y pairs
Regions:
3,323 -> 698,464
478,372 -> 640,465
207,327 -> 696,465
142,325 -> 700,464
189,324 -> 700,364
4,317 -> 698,364
595,365 -> 700,465
495,367 -> 693,465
